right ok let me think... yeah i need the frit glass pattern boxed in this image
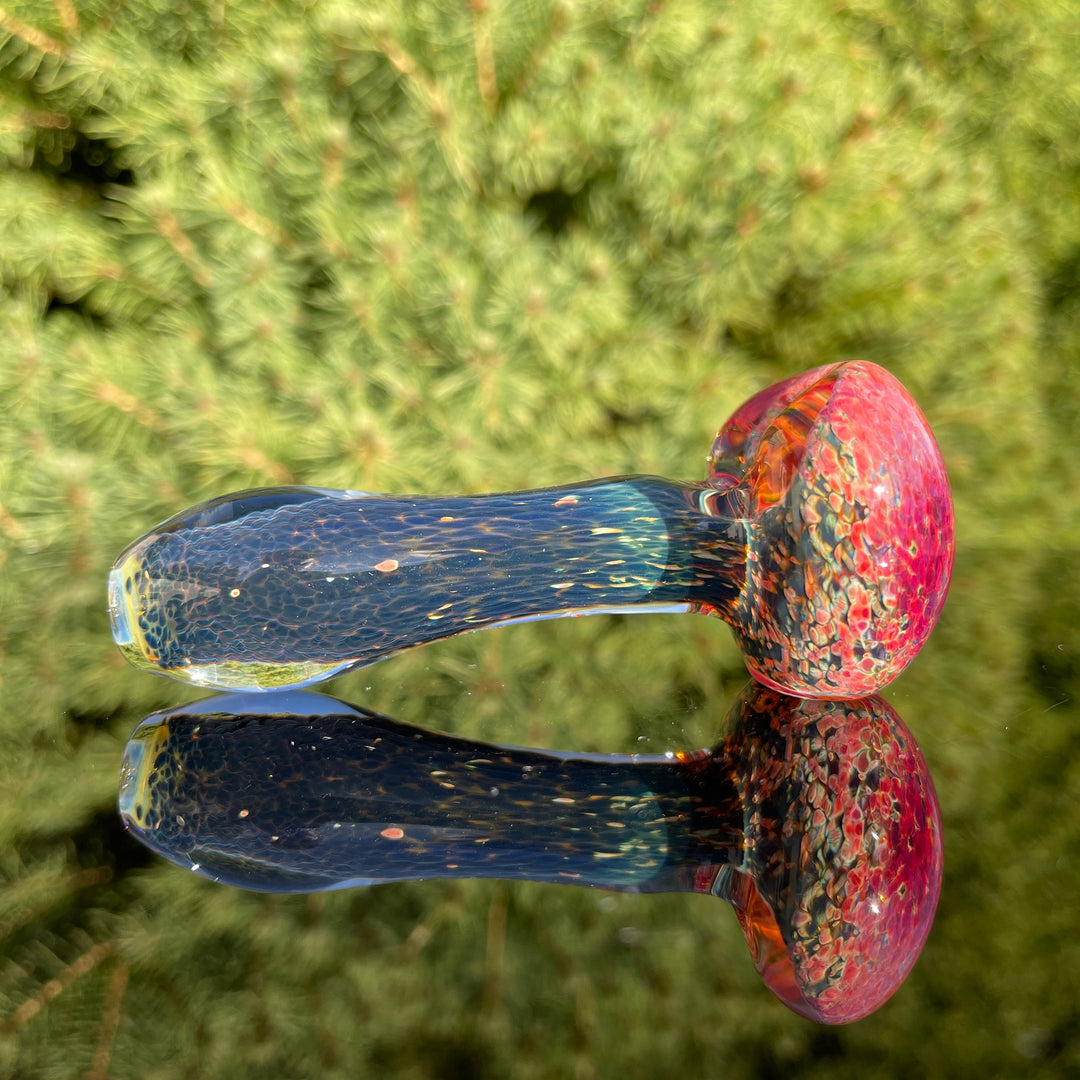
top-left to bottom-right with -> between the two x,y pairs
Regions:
109,362 -> 953,697
119,683 -> 943,1024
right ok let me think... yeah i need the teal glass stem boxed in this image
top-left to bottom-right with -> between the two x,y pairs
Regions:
110,477 -> 743,690
119,683 -> 943,1024
109,361 -> 955,698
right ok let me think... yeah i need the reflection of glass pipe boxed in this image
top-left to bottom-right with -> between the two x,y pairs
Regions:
119,683 -> 943,1024
108,361 -> 954,699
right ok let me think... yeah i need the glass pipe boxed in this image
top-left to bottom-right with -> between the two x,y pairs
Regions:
108,361 -> 954,697
119,683 -> 943,1024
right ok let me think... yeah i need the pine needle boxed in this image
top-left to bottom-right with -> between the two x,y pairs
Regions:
0,6 -> 64,55
1,941 -> 114,1035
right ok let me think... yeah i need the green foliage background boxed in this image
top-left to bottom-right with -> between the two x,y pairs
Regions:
0,0 -> 1077,1075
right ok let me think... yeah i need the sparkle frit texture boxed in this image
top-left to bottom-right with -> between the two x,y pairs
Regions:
109,361 -> 954,697
119,683 -> 943,1024
708,361 -> 955,698
718,686 -> 943,1023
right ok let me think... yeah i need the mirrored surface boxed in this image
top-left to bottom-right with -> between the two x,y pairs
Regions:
117,685 -> 943,1024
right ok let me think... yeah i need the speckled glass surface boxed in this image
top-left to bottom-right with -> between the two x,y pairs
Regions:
119,683 -> 942,1024
109,362 -> 954,698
